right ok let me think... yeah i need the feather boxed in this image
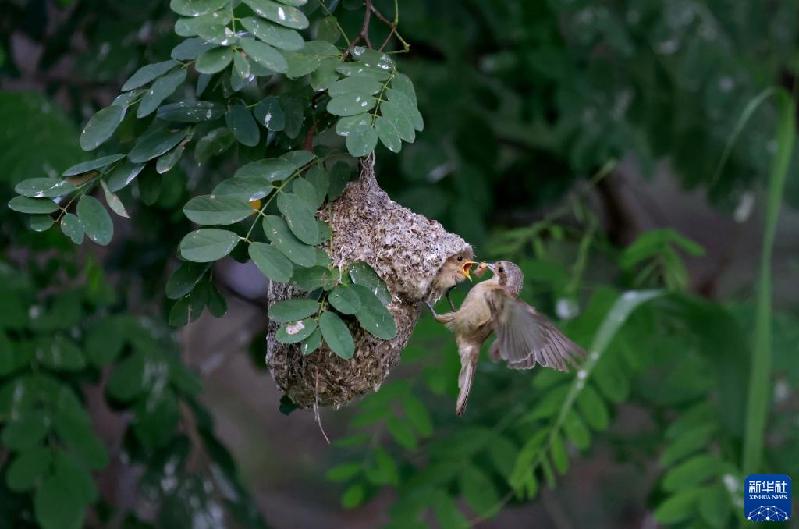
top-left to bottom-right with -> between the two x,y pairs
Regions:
489,291 -> 585,371
455,337 -> 480,416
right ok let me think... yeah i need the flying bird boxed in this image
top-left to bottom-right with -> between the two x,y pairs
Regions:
434,261 -> 585,415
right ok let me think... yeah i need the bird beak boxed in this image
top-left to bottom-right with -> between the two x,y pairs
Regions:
486,262 -> 497,274
461,260 -> 477,281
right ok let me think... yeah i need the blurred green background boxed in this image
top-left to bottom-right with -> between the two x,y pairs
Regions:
1,0 -> 798,528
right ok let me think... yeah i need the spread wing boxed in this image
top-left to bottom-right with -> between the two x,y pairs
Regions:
488,290 -> 585,371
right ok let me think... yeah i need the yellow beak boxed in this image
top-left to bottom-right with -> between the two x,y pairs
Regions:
461,260 -> 478,281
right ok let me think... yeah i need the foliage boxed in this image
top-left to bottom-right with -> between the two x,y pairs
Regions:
0,258 -> 265,529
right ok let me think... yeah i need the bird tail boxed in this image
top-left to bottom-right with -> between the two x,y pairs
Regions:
455,342 -> 479,416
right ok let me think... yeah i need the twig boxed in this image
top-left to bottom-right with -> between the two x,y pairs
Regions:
360,0 -> 373,48
314,369 -> 331,444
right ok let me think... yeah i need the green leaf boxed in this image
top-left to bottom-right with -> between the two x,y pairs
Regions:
459,465 -> 500,517
37,335 -> 85,371
375,115 -> 402,153
253,96 -> 286,130
129,127 -> 190,163
235,158 -> 294,182
326,462 -> 361,482
175,10 -> 232,41
226,105 -> 261,146
166,262 -> 211,299
15,178 -> 76,198
654,488 -> 701,524
353,285 -> 397,339
122,60 -> 178,91
51,407 -> 108,470
106,161 -> 145,192
76,195 -> 113,246
341,483 -> 365,509
662,455 -> 721,491
34,461 -> 88,529
233,51 -> 252,80
195,127 -> 234,162
660,424 -> 716,466
84,317 -> 126,366
328,76 -> 382,97
280,94 -> 305,137
269,298 -> 319,322
381,99 -> 415,142
239,37 -> 288,73
2,413 -> 49,450
575,384 -> 609,431
304,165 -> 329,204
276,191 -> 319,244
179,229 -> 240,262
262,215 -> 316,266
403,394 -> 433,436
62,153 -> 126,176
100,180 -> 129,218
327,94 -> 376,116
346,125 -> 378,157
80,104 -> 126,151
280,149 -> 316,168
562,410 -> 591,450
60,213 -> 84,244
301,327 -> 322,355
391,72 -> 417,103
28,215 -> 54,232
328,285 -> 361,314
387,88 -> 423,131
699,484 -> 730,528
293,266 -> 336,291
240,16 -> 304,51
284,40 -> 340,78
8,196 -> 58,214
276,318 -> 317,343
132,390 -> 180,450
336,63 -> 390,80
349,262 -> 391,305
156,143 -> 186,174
170,0 -> 229,17
550,432 -> 569,474
241,0 -> 309,29
195,47 -> 234,74
172,37 -> 216,60
214,177 -> 272,201
137,68 -> 187,118
157,100 -> 225,122
319,311 -> 354,359
106,351 -> 146,401
6,446 -> 52,492
386,415 -> 416,450
183,194 -> 253,225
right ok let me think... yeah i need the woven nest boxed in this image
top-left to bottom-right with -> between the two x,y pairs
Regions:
266,155 -> 472,408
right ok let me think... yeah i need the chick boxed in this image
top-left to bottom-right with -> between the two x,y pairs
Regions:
435,261 -> 585,415
424,249 -> 477,313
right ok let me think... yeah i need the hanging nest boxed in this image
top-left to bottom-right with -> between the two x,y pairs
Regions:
266,154 -> 473,409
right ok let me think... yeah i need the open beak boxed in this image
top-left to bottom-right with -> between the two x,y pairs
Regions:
461,260 -> 478,281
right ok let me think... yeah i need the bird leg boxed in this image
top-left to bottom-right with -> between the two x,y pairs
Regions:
445,286 -> 456,311
423,300 -> 439,318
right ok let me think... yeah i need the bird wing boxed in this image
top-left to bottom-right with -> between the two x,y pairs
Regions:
488,290 -> 585,371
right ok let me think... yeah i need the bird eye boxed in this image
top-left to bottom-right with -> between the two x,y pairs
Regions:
498,267 -> 504,273
456,256 -> 463,262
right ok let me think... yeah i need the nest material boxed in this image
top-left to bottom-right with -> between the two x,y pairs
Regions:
266,155 -> 472,408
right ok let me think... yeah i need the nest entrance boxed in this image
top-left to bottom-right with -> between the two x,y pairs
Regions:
266,155 -> 472,408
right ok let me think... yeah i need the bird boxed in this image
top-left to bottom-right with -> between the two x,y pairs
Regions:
434,260 -> 585,415
424,249 -> 477,312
